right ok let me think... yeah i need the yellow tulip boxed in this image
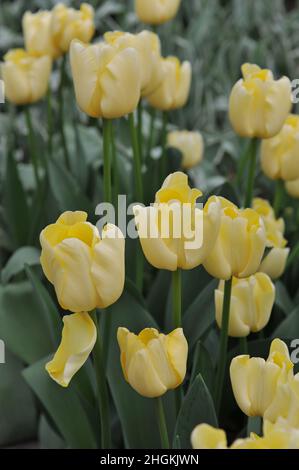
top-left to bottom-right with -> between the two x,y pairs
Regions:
230,339 -> 293,417
22,10 -> 60,59
229,63 -> 292,138
286,178 -> 299,198
203,197 -> 267,280
167,131 -> 204,169
133,172 -> 221,271
215,273 -> 275,338
51,3 -> 95,54
70,39 -> 141,119
264,372 -> 299,428
191,424 -> 227,449
135,0 -> 181,25
1,49 -> 51,105
46,312 -> 96,387
146,56 -> 191,111
117,327 -> 188,398
40,211 -> 125,312
104,30 -> 164,97
261,115 -> 299,181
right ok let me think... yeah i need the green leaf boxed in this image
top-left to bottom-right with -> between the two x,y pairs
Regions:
38,415 -> 66,449
275,281 -> 294,317
1,246 -> 40,284
190,340 -> 214,392
23,356 -> 97,449
272,306 -> 299,339
174,374 -> 218,449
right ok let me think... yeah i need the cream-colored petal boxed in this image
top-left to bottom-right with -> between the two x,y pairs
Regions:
191,424 -> 227,449
127,348 -> 167,398
259,247 -> 290,280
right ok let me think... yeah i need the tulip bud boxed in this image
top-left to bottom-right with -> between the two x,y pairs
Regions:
191,424 -> 227,449
117,327 -> 188,398
135,0 -> 181,25
146,56 -> 191,111
46,312 -> 97,387
1,49 -> 52,105
70,39 -> 141,119
215,273 -> 275,338
229,63 -> 292,139
203,197 -> 267,280
133,172 -> 221,271
51,3 -> 95,53
230,339 -> 294,417
22,10 -> 60,59
167,131 -> 204,169
286,178 -> 299,198
40,211 -> 125,312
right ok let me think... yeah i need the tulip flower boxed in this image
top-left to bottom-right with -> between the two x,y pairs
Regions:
215,273 -> 275,338
40,211 -> 125,312
252,198 -> 289,279
1,49 -> 51,105
117,327 -> 188,398
23,10 -> 60,59
230,339 -> 293,417
135,0 -> 181,25
46,312 -> 97,387
286,178 -> 299,198
203,197 -> 267,280
133,172 -> 221,271
51,3 -> 95,54
104,30 -> 164,97
229,63 -> 292,139
264,372 -> 299,429
70,39 -> 141,119
261,115 -> 299,182
167,131 -> 204,169
146,57 -> 191,111
191,424 -> 227,449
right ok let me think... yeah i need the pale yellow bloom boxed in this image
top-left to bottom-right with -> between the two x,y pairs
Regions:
133,172 -> 221,271
286,178 -> 299,198
117,327 -> 188,398
51,3 -> 95,53
167,131 -> 204,169
252,198 -> 289,279
46,312 -> 96,387
22,10 -> 60,59
70,39 -> 141,118
146,57 -> 191,111
203,198 -> 267,280
215,273 -> 275,337
40,211 -> 125,312
104,30 -> 164,97
230,339 -> 293,417
191,424 -> 227,449
265,372 -> 299,428
229,63 -> 292,138
261,115 -> 299,181
1,49 -> 51,105
135,0 -> 181,25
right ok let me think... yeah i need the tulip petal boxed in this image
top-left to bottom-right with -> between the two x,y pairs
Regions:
259,247 -> 290,280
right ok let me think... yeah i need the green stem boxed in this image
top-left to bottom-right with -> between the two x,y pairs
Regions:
236,140 -> 250,188
239,337 -> 248,355
59,55 -> 70,170
286,241 -> 299,269
156,397 -> 170,449
137,100 -> 144,163
273,179 -> 285,218
47,88 -> 53,158
128,113 -> 143,202
103,119 -> 112,204
161,111 -> 168,180
214,277 -> 233,414
25,107 -> 40,191
172,269 -> 182,329
111,122 -> 119,218
90,310 -> 111,449
244,138 -> 258,208
147,108 -> 156,158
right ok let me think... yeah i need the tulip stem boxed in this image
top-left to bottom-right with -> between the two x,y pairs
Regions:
25,107 -> 40,192
214,277 -> 232,415
137,100 -> 144,163
244,138 -> 258,208
273,179 -> 285,218
47,88 -> 53,158
286,241 -> 299,269
111,122 -> 119,216
156,397 -> 170,450
59,55 -> 70,170
239,337 -> 248,355
172,268 -> 182,329
147,108 -> 156,158
91,310 -> 111,449
103,118 -> 113,204
161,111 -> 168,180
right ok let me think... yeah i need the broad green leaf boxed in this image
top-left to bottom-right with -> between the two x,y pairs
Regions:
272,306 -> 299,339
38,415 -> 66,449
1,246 -> 40,284
275,281 -> 294,317
190,340 -> 214,392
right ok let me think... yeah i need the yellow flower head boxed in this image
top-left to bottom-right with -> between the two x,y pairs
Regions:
22,10 -> 61,59
167,131 -> 204,169
135,0 -> 181,25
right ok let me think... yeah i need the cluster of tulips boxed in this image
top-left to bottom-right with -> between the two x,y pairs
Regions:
2,0 -> 299,450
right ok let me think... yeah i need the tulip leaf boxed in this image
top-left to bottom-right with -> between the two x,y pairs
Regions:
190,340 -> 214,392
275,281 -> 294,317
272,305 -> 299,339
173,374 -> 218,449
23,356 -> 97,449
1,246 -> 40,284
38,415 -> 66,449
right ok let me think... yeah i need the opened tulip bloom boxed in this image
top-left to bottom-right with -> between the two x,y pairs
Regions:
22,10 -> 60,59
215,273 -> 275,337
146,57 -> 191,111
133,172 -> 221,271
1,49 -> 51,105
286,178 -> 299,198
264,372 -> 299,428
40,211 -> 125,312
117,327 -> 188,398
135,0 -> 181,25
70,39 -> 141,118
203,197 -> 267,280
252,198 -> 289,279
167,131 -> 204,169
191,424 -> 227,449
229,63 -> 291,138
230,339 -> 293,417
